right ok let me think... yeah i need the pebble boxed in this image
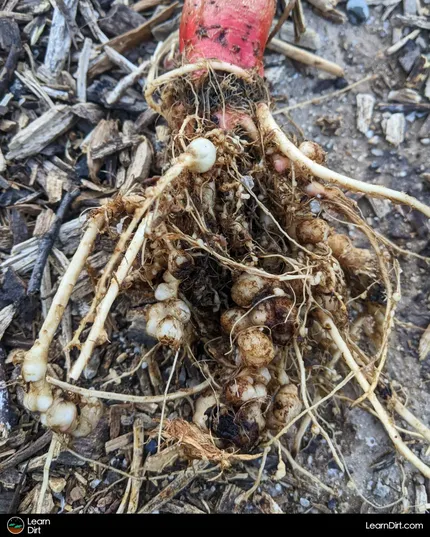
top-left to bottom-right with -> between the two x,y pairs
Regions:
346,0 -> 370,25
373,479 -> 390,499
371,148 -> 384,157
366,436 -> 377,447
420,138 -> 430,145
300,497 -> 311,508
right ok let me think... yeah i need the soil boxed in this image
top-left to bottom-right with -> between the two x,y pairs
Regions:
0,0 -> 429,515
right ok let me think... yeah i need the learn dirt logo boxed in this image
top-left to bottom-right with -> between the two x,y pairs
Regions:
7,518 -> 25,535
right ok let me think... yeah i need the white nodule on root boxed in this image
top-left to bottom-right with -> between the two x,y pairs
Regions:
156,316 -> 184,347
46,399 -> 78,433
71,397 -> 104,438
24,381 -> 53,412
187,138 -> 217,173
168,299 -> 191,323
155,282 -> 178,301
22,346 -> 47,383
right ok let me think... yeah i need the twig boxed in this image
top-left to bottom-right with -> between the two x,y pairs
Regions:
27,189 -> 80,296
36,434 -> 59,513
0,19 -> 21,98
46,376 -> 211,404
128,416 -> 145,513
105,60 -> 149,105
267,0 -> 297,43
274,74 -> 377,114
158,348 -> 180,451
0,346 -> 10,439
77,38 -> 92,102
268,38 -> 344,77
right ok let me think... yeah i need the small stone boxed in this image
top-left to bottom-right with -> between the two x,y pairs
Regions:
373,479 -> 390,499
420,138 -> 430,145
371,148 -> 384,157
327,498 -> 337,511
346,0 -> 370,25
300,497 -> 311,508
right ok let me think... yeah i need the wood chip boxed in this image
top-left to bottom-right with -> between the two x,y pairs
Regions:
393,14 -> 430,30
388,88 -> 422,103
406,55 -> 430,89
120,137 -> 153,192
6,105 -> 76,160
402,0 -> 417,15
33,209 -> 56,237
76,38 -> 92,102
144,445 -> 182,473
356,94 -> 375,134
139,460 -> 208,513
43,0 -> 79,80
0,304 -> 15,340
384,113 -> 405,146
88,3 -> 179,78
105,432 -> 133,454
78,0 -> 109,44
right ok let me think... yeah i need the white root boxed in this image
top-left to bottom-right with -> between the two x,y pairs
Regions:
390,396 -> 430,446
257,103 -> 430,219
318,312 -> 430,479
47,375 -> 211,404
70,138 -> 217,380
68,206 -> 148,350
22,213 -> 105,388
70,212 -> 153,380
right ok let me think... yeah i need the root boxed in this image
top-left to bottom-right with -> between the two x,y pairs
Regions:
46,375 -> 211,404
275,438 -> 337,496
294,339 -> 344,471
36,434 -> 59,513
145,60 -> 253,114
70,212 -> 154,380
257,103 -> 430,218
68,206 -> 148,351
318,311 -> 430,479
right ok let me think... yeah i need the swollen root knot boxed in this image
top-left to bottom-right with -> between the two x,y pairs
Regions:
186,138 -> 217,173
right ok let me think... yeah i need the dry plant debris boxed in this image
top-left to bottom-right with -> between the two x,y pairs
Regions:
0,0 -> 429,516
